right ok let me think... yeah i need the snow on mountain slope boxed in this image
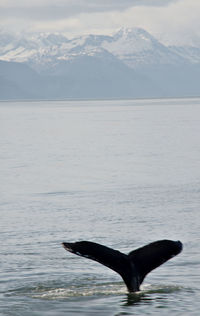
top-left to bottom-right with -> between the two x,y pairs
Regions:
169,45 -> 200,64
0,28 -> 196,72
102,28 -> 187,67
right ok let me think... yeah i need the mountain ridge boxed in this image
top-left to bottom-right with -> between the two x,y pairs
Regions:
0,28 -> 200,100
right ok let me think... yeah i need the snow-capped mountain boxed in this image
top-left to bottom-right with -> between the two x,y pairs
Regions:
0,28 -> 200,100
102,28 -> 185,67
0,28 -> 193,71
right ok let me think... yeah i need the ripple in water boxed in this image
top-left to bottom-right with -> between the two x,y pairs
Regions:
8,281 -> 185,301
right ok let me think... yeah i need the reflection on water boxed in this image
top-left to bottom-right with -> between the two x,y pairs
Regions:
122,284 -> 183,307
123,292 -> 151,306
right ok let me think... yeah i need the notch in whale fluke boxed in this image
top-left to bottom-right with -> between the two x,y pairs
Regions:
62,239 -> 183,293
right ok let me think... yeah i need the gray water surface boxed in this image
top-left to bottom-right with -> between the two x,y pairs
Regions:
1,98 -> 200,315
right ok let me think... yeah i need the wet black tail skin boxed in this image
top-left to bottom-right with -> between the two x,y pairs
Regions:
62,240 -> 182,292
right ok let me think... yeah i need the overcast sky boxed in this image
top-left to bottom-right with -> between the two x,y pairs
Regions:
1,0 -> 200,45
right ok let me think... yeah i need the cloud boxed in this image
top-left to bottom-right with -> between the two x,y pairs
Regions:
0,0 -> 179,22
0,0 -> 199,46
0,0 -> 177,10
126,0 -> 200,45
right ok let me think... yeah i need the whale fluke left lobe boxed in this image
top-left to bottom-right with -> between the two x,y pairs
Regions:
62,241 -> 130,276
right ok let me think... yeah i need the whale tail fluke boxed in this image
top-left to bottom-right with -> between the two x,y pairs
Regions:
62,240 -> 182,292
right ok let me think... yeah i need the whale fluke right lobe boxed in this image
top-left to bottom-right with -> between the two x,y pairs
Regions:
128,240 -> 182,284
62,239 -> 183,292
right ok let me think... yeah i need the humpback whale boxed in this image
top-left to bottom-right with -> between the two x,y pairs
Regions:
62,239 -> 182,292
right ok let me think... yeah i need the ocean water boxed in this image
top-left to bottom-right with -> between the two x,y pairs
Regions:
0,98 -> 200,315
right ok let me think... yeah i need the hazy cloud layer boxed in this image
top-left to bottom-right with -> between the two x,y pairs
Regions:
0,0 -> 199,45
0,0 -> 178,20
0,0 -> 177,10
